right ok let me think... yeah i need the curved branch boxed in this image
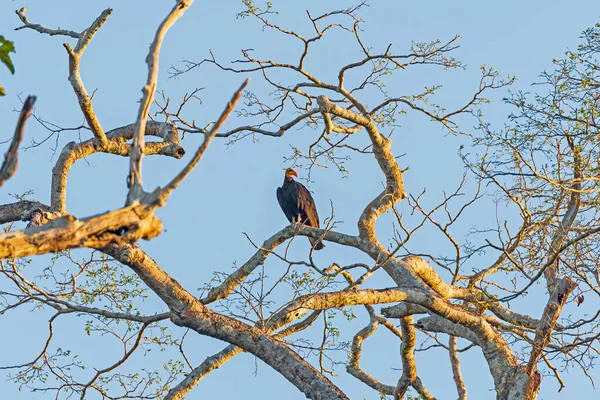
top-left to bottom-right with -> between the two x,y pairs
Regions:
316,95 -> 405,241
51,121 -> 184,213
346,309 -> 396,395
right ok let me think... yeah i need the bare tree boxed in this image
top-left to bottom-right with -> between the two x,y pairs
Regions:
1,2 -> 599,400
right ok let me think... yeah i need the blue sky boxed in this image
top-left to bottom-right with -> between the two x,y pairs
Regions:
1,1 -> 599,399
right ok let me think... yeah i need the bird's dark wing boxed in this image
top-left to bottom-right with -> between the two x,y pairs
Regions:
295,181 -> 320,228
278,180 -> 324,250
277,186 -> 297,223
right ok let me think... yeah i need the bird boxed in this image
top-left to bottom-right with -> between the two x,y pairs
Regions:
276,167 -> 325,250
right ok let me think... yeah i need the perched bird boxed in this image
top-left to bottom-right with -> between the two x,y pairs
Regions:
276,167 -> 324,250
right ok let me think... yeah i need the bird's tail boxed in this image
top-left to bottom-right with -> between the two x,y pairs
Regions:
309,237 -> 325,251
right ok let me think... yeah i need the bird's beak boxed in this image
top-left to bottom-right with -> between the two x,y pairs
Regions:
293,170 -> 298,177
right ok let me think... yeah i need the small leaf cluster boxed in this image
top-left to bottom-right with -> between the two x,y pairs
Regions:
0,35 -> 16,96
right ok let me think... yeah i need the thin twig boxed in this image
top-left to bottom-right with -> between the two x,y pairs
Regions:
161,78 -> 250,196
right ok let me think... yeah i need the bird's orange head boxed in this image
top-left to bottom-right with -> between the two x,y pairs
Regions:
285,168 -> 298,178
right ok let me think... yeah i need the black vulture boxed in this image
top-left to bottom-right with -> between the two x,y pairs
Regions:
276,168 -> 325,250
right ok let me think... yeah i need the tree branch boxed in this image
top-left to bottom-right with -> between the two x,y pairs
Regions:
346,308 -> 396,395
0,203 -> 161,260
526,278 -> 575,374
103,243 -> 349,400
0,96 -> 36,188
449,336 -> 467,400
0,200 -> 50,225
394,316 -> 418,399
51,121 -> 184,213
164,311 -> 321,400
15,7 -> 81,38
63,9 -> 112,146
128,0 -> 194,204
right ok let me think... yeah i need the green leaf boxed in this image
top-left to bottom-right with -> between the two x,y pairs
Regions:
0,35 -> 16,75
0,85 -> 5,96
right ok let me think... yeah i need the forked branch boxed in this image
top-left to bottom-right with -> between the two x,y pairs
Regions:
128,0 -> 195,204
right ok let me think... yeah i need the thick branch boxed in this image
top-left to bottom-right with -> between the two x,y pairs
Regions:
399,256 -> 469,298
414,316 -> 481,346
381,303 -> 429,319
0,204 -> 161,260
103,243 -> 348,400
0,200 -> 50,225
488,304 -> 557,331
164,311 -> 320,400
268,287 -> 413,329
415,314 -> 537,400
